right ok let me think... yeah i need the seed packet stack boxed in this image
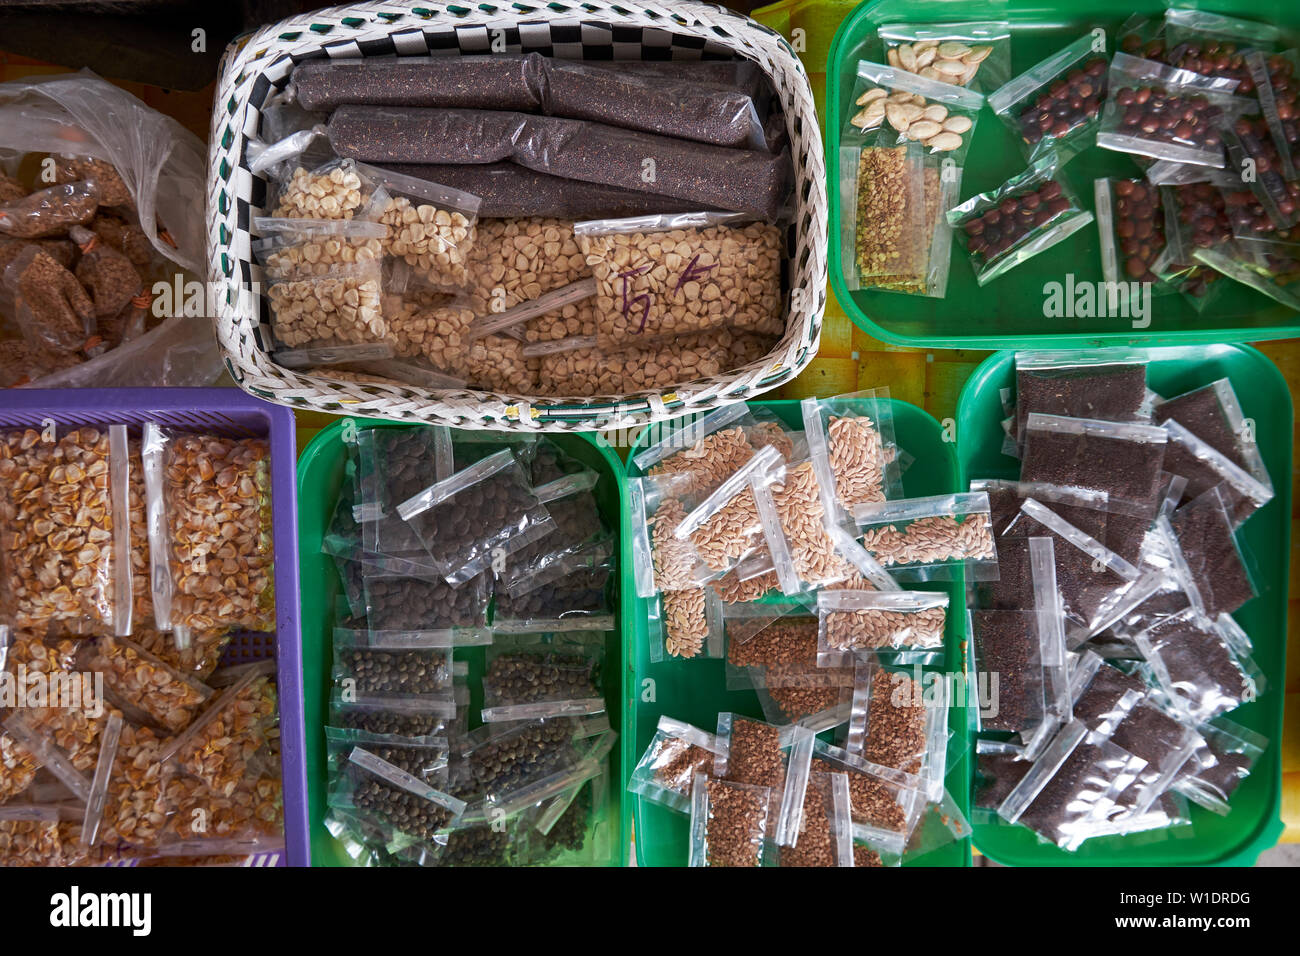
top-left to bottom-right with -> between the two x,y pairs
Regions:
627,393 -> 975,866
322,426 -> 618,866
971,351 -> 1271,851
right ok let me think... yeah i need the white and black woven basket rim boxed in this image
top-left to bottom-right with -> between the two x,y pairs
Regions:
207,0 -> 826,432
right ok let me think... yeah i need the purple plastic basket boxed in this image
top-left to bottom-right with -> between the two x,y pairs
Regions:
0,389 -> 305,866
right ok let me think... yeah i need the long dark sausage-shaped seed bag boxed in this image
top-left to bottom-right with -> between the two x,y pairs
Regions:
327,106 -> 791,221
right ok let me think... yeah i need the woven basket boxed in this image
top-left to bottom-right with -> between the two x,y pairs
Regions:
207,0 -> 826,432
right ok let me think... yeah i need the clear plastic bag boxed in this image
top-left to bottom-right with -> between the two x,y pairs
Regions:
1107,700 -> 1204,820
811,738 -> 924,857
363,570 -> 491,645
1247,50 -> 1300,182
844,660 -> 946,782
364,163 -> 481,290
1168,485 -> 1257,617
672,444 -> 786,578
326,729 -> 463,849
688,774 -> 771,867
753,459 -> 883,595
996,718 -> 1149,851
1151,182 -> 1233,309
649,586 -> 724,663
777,770 -> 854,867
1194,239 -> 1300,312
396,448 -> 556,586
1220,112 -> 1300,232
353,425 -> 451,568
725,608 -> 854,727
972,478 -> 1110,540
633,402 -> 782,497
1173,715 -> 1266,815
0,180 -> 99,239
817,589 -> 947,665
877,20 -> 1012,93
83,635 -> 212,734
1163,9 -> 1280,89
800,390 -> 902,532
253,216 -> 386,280
489,542 -> 614,634
627,716 -> 725,815
1155,378 -> 1273,494
4,243 -> 95,354
480,634 -> 604,723
841,142 -> 958,297
1020,413 -> 1168,518
332,628 -> 456,708
293,54 -> 767,149
0,74 -> 208,273
573,212 -> 784,341
265,259 -> 386,349
847,61 -> 985,163
0,424 -> 131,634
948,152 -> 1095,285
271,157 -> 384,222
1001,498 -> 1142,634
142,424 -> 275,633
328,692 -> 460,742
1096,52 -> 1245,168
1160,419 -> 1273,525
459,716 -> 586,806
987,31 -> 1110,160
1015,350 -> 1151,444
1133,608 -> 1261,724
155,660 -> 277,798
498,470 -> 606,594
852,491 -> 998,582
629,471 -> 713,598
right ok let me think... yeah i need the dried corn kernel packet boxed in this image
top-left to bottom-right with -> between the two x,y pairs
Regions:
0,423 -> 132,635
142,423 -> 275,633
271,157 -> 385,221
82,634 -> 213,734
157,767 -> 284,857
154,660 -> 277,795
252,216 -> 387,280
853,491 -> 998,582
574,211 -> 784,341
359,162 -> 481,290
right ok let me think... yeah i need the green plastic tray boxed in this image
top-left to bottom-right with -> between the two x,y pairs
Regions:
297,419 -> 627,866
956,345 -> 1291,865
827,0 -> 1300,348
620,399 -> 973,867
